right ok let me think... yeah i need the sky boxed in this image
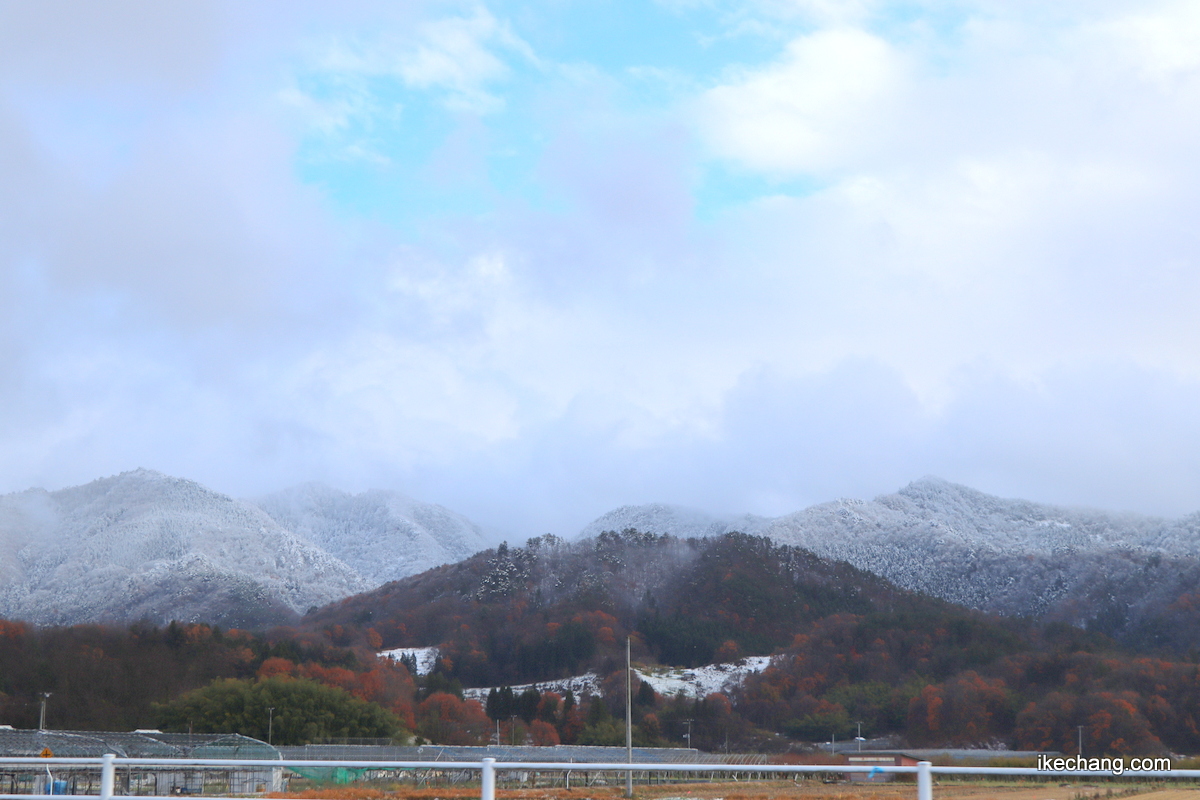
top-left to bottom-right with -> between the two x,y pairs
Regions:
2,0 -> 1200,538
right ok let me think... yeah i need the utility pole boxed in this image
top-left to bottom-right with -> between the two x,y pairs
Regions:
268,707 -> 275,745
683,719 -> 693,749
855,721 -> 865,752
1078,726 -> 1085,757
625,636 -> 633,799
38,693 -> 51,731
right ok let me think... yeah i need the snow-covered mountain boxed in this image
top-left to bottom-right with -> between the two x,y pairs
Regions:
0,470 -> 492,627
580,478 -> 1200,643
749,478 -> 1188,613
0,469 -> 367,627
251,483 -> 490,587
8,469 -> 1195,636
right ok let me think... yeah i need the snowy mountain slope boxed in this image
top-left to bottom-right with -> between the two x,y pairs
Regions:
579,478 -> 1200,643
250,483 -> 491,587
773,477 -> 1172,559
0,470 -> 369,627
752,478 -> 1193,615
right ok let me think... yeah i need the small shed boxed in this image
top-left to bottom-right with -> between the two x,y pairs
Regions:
845,752 -> 921,782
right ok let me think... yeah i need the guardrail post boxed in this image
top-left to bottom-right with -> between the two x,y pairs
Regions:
917,761 -> 932,800
481,757 -> 495,800
100,753 -> 116,800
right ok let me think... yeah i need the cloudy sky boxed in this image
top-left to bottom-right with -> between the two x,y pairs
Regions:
2,0 -> 1200,537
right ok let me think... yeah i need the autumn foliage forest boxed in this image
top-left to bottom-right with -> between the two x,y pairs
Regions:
3,531 -> 1200,755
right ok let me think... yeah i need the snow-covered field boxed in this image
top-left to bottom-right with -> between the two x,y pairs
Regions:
458,657 -> 772,701
379,646 -> 441,675
636,656 -> 771,697
462,672 -> 602,702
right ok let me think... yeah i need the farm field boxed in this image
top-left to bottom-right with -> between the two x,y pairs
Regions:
271,779 -> 1200,800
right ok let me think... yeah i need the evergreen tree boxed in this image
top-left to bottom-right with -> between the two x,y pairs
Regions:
156,677 -> 403,745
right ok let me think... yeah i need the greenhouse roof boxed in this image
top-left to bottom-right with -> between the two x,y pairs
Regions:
0,729 -> 279,760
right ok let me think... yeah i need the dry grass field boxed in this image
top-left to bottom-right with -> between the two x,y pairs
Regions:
270,779 -> 1200,800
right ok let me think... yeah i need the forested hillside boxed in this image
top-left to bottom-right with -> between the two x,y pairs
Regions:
300,530 -> 1200,755
584,479 -> 1200,654
4,530 -> 1200,755
301,530 -> 959,684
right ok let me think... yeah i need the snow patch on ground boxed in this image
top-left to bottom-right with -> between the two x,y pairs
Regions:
380,646 -> 440,675
636,657 -> 772,698
463,673 -> 603,702
460,657 -> 772,701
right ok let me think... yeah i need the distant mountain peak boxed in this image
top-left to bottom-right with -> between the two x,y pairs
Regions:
250,483 -> 491,588
897,474 -> 957,492
577,480 -> 1200,650
578,503 -> 743,541
0,470 -> 367,627
0,471 -> 491,628
894,475 -> 995,504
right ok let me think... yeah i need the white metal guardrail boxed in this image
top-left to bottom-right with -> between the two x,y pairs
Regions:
2,755 -> 1199,800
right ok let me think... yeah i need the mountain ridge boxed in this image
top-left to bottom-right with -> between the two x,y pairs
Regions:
578,477 -> 1200,649
251,482 -> 489,588
4,469 -> 1197,644
0,469 -> 492,627
0,469 -> 365,627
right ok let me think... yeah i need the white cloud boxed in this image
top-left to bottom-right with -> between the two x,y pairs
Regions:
307,5 -> 538,116
278,84 -> 373,138
397,7 -> 528,113
698,27 -> 905,175
5,0 -> 1200,536
1098,0 -> 1200,82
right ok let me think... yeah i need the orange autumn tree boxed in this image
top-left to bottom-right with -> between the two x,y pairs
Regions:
1014,690 -> 1165,755
416,693 -> 490,745
256,656 -> 418,731
907,671 -> 1012,745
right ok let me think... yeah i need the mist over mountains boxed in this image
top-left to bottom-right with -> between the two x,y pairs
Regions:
252,482 -> 490,590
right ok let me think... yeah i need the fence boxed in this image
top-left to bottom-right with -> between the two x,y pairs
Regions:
3,754 -> 1200,800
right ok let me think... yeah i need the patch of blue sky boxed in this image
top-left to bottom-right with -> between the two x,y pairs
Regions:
693,162 -> 827,221
520,0 -> 782,87
871,1 -> 975,35
288,1 -> 820,230
293,80 -> 500,229
865,2 -> 990,73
